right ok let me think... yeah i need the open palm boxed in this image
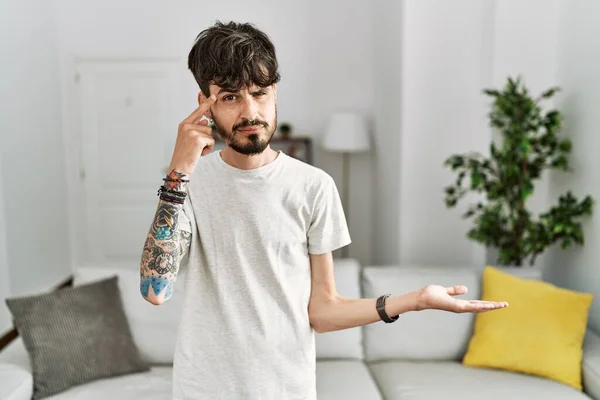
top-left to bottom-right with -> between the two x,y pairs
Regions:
417,285 -> 508,313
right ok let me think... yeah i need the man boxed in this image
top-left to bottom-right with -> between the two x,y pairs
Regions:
139,21 -> 508,400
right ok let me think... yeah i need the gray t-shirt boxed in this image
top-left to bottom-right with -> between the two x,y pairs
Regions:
172,150 -> 351,400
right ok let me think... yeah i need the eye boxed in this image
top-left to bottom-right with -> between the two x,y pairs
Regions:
254,91 -> 267,98
223,94 -> 236,101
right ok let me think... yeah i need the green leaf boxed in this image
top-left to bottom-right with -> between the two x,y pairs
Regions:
463,209 -> 476,218
558,139 -> 572,152
521,185 -> 533,200
521,138 -> 531,153
471,171 -> 482,187
483,89 -> 501,97
539,87 -> 561,99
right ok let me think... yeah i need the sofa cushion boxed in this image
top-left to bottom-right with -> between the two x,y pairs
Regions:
463,266 -> 593,391
315,259 -> 364,360
0,340 -> 166,399
369,360 -> 590,400
73,265 -> 186,365
0,363 -> 33,400
40,367 -> 171,400
362,265 -> 479,362
0,337 -> 33,400
0,337 -> 30,372
5,276 -> 149,400
316,360 -> 382,400
583,329 -> 600,400
40,362 -> 382,400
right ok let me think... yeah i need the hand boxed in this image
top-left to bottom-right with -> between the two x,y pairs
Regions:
415,285 -> 508,313
168,94 -> 217,175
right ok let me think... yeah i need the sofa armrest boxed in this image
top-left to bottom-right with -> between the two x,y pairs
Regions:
584,329 -> 600,399
0,363 -> 33,400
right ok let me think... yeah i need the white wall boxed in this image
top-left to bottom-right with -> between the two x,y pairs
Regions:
376,0 -> 561,268
546,0 -> 600,333
370,0 -> 403,265
388,0 -> 599,330
54,0 -> 375,267
306,0 -> 375,263
397,0 -> 494,267
488,0 -> 560,268
0,0 -> 71,297
0,157 -> 11,332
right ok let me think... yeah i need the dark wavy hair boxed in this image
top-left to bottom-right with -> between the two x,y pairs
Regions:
188,21 -> 281,96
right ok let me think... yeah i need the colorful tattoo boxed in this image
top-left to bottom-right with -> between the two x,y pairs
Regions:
148,243 -> 179,274
164,169 -> 188,192
140,276 -> 175,299
152,200 -> 181,240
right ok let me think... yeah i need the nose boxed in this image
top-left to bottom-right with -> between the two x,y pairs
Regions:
239,96 -> 260,121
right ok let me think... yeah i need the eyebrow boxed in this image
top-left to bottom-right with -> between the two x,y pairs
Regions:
217,87 -> 238,94
217,87 -> 268,95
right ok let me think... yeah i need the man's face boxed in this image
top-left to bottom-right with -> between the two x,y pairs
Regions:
204,83 -> 278,155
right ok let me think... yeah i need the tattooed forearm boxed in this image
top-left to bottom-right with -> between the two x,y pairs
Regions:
140,188 -> 192,305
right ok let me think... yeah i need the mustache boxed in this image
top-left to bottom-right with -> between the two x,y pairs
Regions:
233,119 -> 268,131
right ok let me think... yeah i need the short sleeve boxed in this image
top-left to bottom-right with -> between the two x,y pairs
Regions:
181,190 -> 195,235
307,174 -> 351,255
179,188 -> 195,269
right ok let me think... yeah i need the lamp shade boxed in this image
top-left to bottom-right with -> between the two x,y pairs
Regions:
322,112 -> 370,153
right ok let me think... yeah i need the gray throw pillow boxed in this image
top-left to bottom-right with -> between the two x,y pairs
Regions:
5,276 -> 150,399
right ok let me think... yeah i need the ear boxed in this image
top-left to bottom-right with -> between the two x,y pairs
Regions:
272,84 -> 277,102
198,91 -> 213,119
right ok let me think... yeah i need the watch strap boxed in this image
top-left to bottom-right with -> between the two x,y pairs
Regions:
376,294 -> 399,323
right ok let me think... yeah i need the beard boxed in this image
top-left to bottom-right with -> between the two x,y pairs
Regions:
213,110 -> 277,156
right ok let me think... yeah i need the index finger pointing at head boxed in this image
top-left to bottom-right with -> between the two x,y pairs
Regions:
183,94 -> 216,123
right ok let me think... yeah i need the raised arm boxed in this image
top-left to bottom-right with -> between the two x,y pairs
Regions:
140,93 -> 216,305
140,173 -> 192,305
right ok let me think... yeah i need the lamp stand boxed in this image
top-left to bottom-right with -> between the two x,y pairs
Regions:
342,152 -> 350,259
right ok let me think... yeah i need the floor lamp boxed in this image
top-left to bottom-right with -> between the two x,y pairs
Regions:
322,112 -> 371,259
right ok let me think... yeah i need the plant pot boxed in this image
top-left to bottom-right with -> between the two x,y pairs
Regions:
278,123 -> 293,138
492,264 -> 543,280
486,248 -> 543,280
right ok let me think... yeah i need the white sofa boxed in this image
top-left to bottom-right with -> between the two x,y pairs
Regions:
1,259 -> 599,400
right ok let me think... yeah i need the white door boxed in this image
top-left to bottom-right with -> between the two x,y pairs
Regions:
76,59 -> 190,266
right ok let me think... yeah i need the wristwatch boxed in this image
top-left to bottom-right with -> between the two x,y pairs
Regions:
376,294 -> 399,323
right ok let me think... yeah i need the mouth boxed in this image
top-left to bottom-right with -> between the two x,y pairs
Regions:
236,126 -> 264,133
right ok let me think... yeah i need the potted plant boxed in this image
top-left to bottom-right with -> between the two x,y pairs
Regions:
443,76 -> 594,267
278,122 -> 293,138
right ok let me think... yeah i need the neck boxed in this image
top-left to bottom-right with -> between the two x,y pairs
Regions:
220,145 -> 279,170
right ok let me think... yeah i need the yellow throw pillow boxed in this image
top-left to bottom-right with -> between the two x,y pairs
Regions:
462,266 -> 593,390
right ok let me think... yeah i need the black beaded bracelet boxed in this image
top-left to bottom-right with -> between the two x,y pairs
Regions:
157,185 -> 187,198
159,193 -> 185,205
159,190 -> 186,200
163,177 -> 189,183
376,294 -> 399,323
